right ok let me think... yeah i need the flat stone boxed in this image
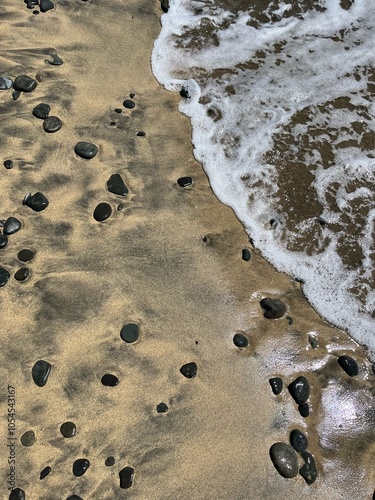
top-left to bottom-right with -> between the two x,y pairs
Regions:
40,0 -> 54,11
9,488 -> 25,500
180,362 -> 197,378
4,217 -> 22,235
157,402 -> 168,413
40,466 -> 51,479
300,451 -> 318,484
260,297 -> 286,319
14,267 -> 29,281
290,429 -> 308,452
107,173 -> 129,196
60,421 -> 76,438
21,430 -> 35,446
32,359 -> 52,387
49,53 -> 63,65
269,377 -> 283,395
74,141 -> 98,159
0,77 -> 13,90
73,459 -> 90,477
43,116 -> 62,133
233,333 -> 249,348
0,234 -> 8,249
269,442 -> 299,478
114,108 -> 122,113
120,323 -> 139,343
13,74 -> 37,92
101,374 -> 119,386
18,249 -> 34,262
33,103 -> 50,119
12,91 -> 21,100
288,376 -> 310,404
123,99 -> 135,109
119,466 -> 135,489
177,176 -> 193,188
25,192 -> 49,211
299,403 -> 310,418
242,248 -> 251,261
93,202 -> 112,222
137,131 -> 146,136
4,159 -> 13,169
0,267 -> 10,286
105,456 -> 116,467
338,355 -> 359,376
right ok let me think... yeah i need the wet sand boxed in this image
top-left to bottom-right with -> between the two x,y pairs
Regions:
0,1 -> 374,499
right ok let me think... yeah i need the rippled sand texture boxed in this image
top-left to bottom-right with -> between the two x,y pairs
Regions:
0,1 -> 374,499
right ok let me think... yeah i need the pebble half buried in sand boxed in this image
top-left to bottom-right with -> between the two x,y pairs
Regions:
74,141 -> 98,159
269,442 -> 299,478
13,75 -> 37,92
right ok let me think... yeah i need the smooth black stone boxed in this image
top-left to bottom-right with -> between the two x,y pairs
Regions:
269,442 -> 299,478
43,116 -> 62,133
260,297 -> 286,319
0,267 -> 10,286
137,131 -> 146,136
107,173 -> 129,196
123,99 -> 135,109
119,466 -> 135,489
290,429 -> 308,452
13,74 -> 37,92
18,249 -> 34,262
288,376 -> 310,404
49,53 -> 64,65
23,192 -> 32,205
21,430 -> 35,446
4,217 -> 22,235
300,451 -> 317,484
180,362 -> 197,378
180,86 -> 190,98
32,359 -> 52,387
177,176 -> 193,188
33,9 -> 39,14
105,456 -> 116,467
120,323 -> 139,343
299,403 -> 310,418
66,496 -> 83,500
114,108 -> 122,113
101,374 -> 119,386
93,202 -> 112,222
14,267 -> 29,281
160,0 -> 169,12
27,2 -> 34,10
233,333 -> 249,348
26,192 -> 49,211
338,355 -> 359,376
9,488 -> 25,500
40,466 -> 51,479
73,459 -> 90,477
74,141 -> 98,159
4,159 -> 13,169
269,377 -> 283,395
60,421 -> 76,438
33,103 -> 50,119
117,203 -> 125,211
12,90 -> 21,100
242,248 -> 251,261
40,0 -> 54,11
157,402 -> 168,413
0,234 -> 8,249
0,77 -> 13,90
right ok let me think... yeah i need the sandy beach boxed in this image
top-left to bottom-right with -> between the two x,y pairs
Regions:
0,1 -> 374,499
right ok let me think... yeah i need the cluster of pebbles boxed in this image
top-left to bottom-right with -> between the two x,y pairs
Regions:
22,0 -> 54,15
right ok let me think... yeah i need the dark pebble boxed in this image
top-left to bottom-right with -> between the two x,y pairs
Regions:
0,267 -> 11,286
107,173 -> 129,196
119,466 -> 135,489
0,234 -> 8,249
260,297 -> 286,319
287,316 -> 293,325
242,248 -> 251,261
14,267 -> 29,281
299,403 -> 310,418
43,116 -> 62,133
290,429 -> 308,452
269,442 -> 299,478
25,192 -> 49,211
40,466 -> 51,479
32,359 -> 52,387
66,496 -> 83,500
33,103 -> 50,119
338,355 -> 359,376
269,377 -> 283,395
21,430 -> 35,446
0,77 -> 13,90
33,10 -> 39,14
117,203 -> 124,211
157,402 -> 169,413
180,86 -> 190,98
177,176 -> 193,188
40,0 -> 54,12
114,108 -> 122,113
13,74 -> 37,92
137,131 -> 146,136
105,456 -> 115,467
74,141 -> 98,159
180,362 -> 197,378
18,248 -> 34,262
300,451 -> 318,484
101,374 -> 119,386
60,421 -> 76,438
73,459 -> 90,477
4,217 -> 22,235
4,159 -> 13,169
123,99 -> 135,109
120,323 -> 139,343
288,376 -> 310,405
49,53 -> 64,65
129,92 -> 135,98
9,488 -> 25,500
12,91 -> 21,100
233,333 -> 249,348
93,202 -> 112,222
160,0 -> 169,12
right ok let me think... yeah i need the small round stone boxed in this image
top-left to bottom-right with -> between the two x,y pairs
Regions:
120,323 -> 139,343
300,451 -> 318,484
60,421 -> 76,438
66,496 -> 83,500
0,77 -> 13,90
32,360 -> 52,387
12,90 -> 21,100
14,267 -> 29,281
21,430 -> 35,447
101,374 -> 119,386
105,456 -> 116,467
33,103 -> 50,119
157,402 -> 168,413
9,488 -> 25,500
40,466 -> 51,479
137,131 -> 146,137
49,53 -> 64,65
93,202 -> 112,222
4,159 -> 13,169
4,217 -> 22,235
18,249 -> 34,262
0,267 -> 11,286
114,108 -> 122,113
260,297 -> 286,319
233,333 -> 249,348
13,74 -> 37,92
180,362 -> 197,379
299,403 -> 310,418
269,377 -> 283,395
177,176 -> 193,188
72,459 -> 90,477
269,442 -> 299,478
123,99 -> 135,109
290,429 -> 308,452
242,248 -> 251,261
40,0 -> 55,12
0,234 -> 8,249
43,116 -> 62,133
288,376 -> 310,405
74,141 -> 98,159
338,355 -> 359,377
25,192 -> 49,212
119,466 -> 135,489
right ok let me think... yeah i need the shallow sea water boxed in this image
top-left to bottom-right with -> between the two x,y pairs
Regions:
152,0 -> 375,356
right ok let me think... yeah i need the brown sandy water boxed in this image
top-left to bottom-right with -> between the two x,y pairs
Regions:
0,0 -> 374,499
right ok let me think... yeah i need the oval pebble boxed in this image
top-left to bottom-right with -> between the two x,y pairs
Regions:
40,0 -> 55,11
32,360 -> 52,387
43,116 -> 62,133
33,103 -> 50,119
4,217 -> 21,235
49,53 -> 63,65
9,488 -> 25,500
338,355 -> 359,377
66,496 -> 83,500
290,429 -> 308,452
269,442 -> 299,478
14,267 -> 29,281
18,249 -> 34,262
242,248 -> 251,261
260,297 -> 286,319
119,466 -> 135,489
137,131 -> 146,136
60,421 -> 76,438
40,466 -> 51,479
12,90 -> 21,100
105,456 -> 116,467
0,234 -> 8,249
233,333 -> 249,348
269,377 -> 283,395
299,403 -> 310,418
123,99 -> 135,109
4,159 -> 13,169
0,77 -> 13,90
74,141 -> 98,159
101,374 -> 119,386
157,402 -> 169,413
13,74 -> 37,92
180,362 -> 197,378
300,451 -> 318,484
120,323 -> 139,343
21,430 -> 35,447
0,267 -> 10,286
93,202 -> 112,222
288,376 -> 310,405
25,192 -> 49,212
177,176 -> 193,188
72,459 -> 90,477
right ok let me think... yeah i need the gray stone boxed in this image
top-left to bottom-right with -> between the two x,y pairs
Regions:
13,75 -> 37,92
260,297 -> 286,319
21,430 -> 35,447
3,217 -> 21,235
0,77 -> 13,90
74,141 -> 98,159
43,116 -> 62,133
270,442 -> 299,478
